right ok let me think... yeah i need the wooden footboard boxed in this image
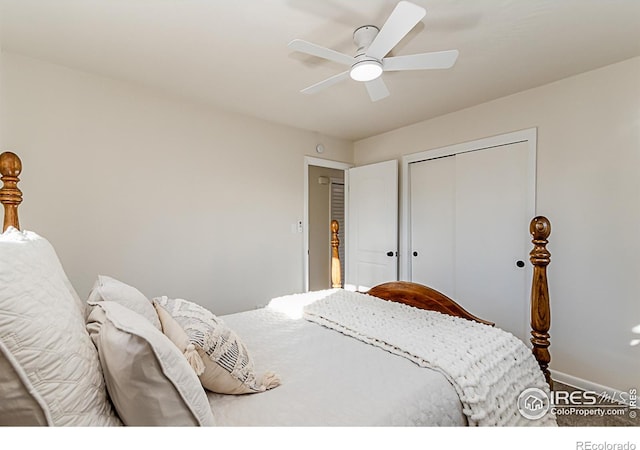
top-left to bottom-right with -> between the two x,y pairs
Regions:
529,216 -> 552,387
366,281 -> 495,326
332,214 -> 552,387
370,218 -> 551,386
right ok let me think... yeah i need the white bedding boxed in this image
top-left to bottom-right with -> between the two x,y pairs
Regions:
208,290 -> 467,426
303,289 -> 557,426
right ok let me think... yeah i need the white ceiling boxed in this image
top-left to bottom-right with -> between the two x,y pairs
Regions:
1,0 -> 639,141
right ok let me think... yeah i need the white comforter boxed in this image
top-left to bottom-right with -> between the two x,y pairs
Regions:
208,290 -> 466,426
209,290 -> 555,426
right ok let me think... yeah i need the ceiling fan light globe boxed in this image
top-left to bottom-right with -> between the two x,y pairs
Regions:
350,60 -> 383,82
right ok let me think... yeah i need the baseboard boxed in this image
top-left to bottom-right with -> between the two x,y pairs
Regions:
551,369 -> 633,406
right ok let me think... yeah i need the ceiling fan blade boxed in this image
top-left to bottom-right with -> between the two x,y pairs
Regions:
366,1 -> 426,60
364,77 -> 390,102
300,71 -> 350,95
383,49 -> 459,71
288,39 -> 353,66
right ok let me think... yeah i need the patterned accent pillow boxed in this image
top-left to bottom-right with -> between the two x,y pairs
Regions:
153,296 -> 280,395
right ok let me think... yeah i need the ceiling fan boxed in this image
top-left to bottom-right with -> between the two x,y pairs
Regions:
288,1 -> 459,102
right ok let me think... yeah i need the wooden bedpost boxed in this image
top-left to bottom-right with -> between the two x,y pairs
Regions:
0,151 -> 23,232
529,216 -> 552,388
331,220 -> 342,288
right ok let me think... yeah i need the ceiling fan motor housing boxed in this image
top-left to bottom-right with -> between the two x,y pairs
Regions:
351,26 -> 383,81
353,25 -> 380,56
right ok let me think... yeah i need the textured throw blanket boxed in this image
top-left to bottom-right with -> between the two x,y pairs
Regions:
303,289 -> 557,426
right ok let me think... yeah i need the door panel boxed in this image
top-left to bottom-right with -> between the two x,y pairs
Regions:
455,142 -> 530,339
408,141 -> 532,341
410,155 -> 456,297
346,160 -> 398,291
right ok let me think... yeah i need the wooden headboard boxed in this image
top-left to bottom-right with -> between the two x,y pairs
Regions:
0,151 -> 23,232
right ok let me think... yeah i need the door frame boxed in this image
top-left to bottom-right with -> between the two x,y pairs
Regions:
303,156 -> 353,292
400,128 -> 538,281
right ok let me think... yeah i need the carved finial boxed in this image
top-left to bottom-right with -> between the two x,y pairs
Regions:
531,215 -> 551,242
331,220 -> 342,288
529,215 -> 552,388
0,152 -> 22,178
0,151 -> 23,232
532,215 -> 550,235
530,216 -> 551,267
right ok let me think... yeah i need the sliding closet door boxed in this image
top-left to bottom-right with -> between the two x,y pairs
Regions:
409,141 -> 532,340
454,142 -> 530,339
410,155 -> 456,297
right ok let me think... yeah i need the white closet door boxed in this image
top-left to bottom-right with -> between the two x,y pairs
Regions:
346,160 -> 398,291
454,142 -> 530,339
410,155 -> 456,297
409,141 -> 532,340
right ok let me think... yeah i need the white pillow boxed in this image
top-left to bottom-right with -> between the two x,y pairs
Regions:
0,339 -> 52,426
87,301 -> 215,426
88,275 -> 161,330
154,296 -> 280,395
0,227 -> 121,426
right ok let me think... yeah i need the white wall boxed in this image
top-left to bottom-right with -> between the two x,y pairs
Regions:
354,57 -> 640,392
0,52 -> 353,315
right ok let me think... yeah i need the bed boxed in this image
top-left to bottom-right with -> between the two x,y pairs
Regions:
0,151 -> 555,427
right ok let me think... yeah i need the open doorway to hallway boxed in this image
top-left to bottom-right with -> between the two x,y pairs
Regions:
308,164 -> 345,291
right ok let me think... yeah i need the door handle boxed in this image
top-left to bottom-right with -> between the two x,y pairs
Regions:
413,251 -> 418,257
386,251 -> 395,257
516,260 -> 525,268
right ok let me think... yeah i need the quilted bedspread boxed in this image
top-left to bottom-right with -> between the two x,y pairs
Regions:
209,289 -> 467,426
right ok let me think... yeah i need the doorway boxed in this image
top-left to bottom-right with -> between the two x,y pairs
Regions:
303,157 -> 352,292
